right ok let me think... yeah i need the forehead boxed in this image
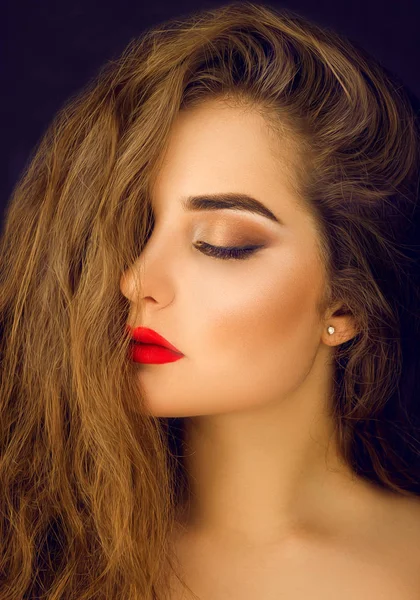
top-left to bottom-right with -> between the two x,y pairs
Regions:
152,102 -> 298,210
149,101 -> 319,248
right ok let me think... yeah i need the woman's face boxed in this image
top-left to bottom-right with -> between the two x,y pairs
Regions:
120,100 -> 331,417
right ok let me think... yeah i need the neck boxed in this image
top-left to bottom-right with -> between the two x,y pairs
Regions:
174,352 -> 390,547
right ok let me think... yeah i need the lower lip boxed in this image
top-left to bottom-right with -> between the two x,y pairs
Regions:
129,342 -> 184,364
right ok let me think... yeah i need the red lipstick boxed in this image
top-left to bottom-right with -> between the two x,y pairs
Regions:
126,326 -> 184,364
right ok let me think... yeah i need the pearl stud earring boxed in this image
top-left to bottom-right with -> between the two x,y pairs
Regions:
327,326 -> 335,335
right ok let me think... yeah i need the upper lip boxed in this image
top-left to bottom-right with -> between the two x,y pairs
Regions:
127,326 -> 183,355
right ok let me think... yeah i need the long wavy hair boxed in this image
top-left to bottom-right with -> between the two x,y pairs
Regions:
1,2 -> 420,598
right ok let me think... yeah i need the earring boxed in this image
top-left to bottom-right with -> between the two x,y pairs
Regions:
327,326 -> 335,335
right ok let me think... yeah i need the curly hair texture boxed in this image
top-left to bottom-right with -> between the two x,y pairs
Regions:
1,2 -> 420,598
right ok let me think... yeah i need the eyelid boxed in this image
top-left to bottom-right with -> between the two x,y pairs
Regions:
192,225 -> 266,247
194,237 -> 262,249
193,240 -> 264,260
195,240 -> 262,250
193,212 -> 270,233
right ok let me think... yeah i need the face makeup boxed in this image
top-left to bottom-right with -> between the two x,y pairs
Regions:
127,325 -> 185,364
129,343 -> 184,364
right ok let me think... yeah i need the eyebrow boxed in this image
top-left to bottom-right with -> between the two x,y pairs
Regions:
181,193 -> 283,225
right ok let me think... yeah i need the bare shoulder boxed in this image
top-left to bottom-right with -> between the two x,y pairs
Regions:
348,492 -> 420,598
164,493 -> 420,600
378,492 -> 420,556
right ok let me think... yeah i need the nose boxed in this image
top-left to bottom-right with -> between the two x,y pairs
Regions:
120,245 -> 177,310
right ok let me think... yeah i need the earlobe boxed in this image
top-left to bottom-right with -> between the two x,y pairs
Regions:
322,300 -> 359,345
324,315 -> 359,345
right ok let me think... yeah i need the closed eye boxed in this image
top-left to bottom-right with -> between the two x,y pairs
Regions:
193,241 -> 264,260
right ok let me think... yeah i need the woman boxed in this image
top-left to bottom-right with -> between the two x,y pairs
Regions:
1,2 -> 420,599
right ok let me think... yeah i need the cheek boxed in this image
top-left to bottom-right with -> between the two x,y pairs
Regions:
135,252 -> 325,418
199,251 -> 324,391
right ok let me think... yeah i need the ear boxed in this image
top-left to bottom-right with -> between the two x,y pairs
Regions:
322,302 -> 359,346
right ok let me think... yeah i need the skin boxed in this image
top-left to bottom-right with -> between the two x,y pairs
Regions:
120,99 -> 420,597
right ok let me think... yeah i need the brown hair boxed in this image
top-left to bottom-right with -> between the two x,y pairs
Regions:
1,2 -> 419,598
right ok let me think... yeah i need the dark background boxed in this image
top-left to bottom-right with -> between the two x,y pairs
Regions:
4,0 -> 420,216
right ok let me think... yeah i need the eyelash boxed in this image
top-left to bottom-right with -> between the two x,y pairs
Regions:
193,241 -> 263,260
